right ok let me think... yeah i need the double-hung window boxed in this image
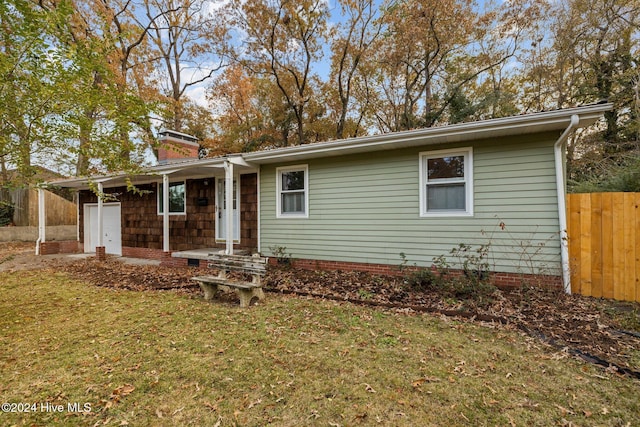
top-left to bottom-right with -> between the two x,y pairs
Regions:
158,181 -> 186,214
276,165 -> 308,218
419,148 -> 473,217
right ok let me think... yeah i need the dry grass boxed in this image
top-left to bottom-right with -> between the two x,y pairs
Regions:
1,270 -> 638,426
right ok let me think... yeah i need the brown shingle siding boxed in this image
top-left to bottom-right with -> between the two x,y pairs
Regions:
79,174 -> 258,253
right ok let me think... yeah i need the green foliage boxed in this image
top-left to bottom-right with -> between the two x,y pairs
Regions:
399,252 -> 438,289
449,243 -> 491,283
269,244 -> 292,265
357,289 -> 373,300
431,245 -> 495,302
569,155 -> 640,193
0,0 -> 75,180
400,244 -> 496,304
0,200 -> 15,227
404,267 -> 439,289
1,0 -> 159,182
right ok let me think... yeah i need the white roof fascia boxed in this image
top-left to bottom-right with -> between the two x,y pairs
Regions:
243,103 -> 612,164
227,155 -> 254,168
49,158 -> 227,189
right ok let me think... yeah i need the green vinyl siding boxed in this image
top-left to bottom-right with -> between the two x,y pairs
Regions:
260,132 -> 562,275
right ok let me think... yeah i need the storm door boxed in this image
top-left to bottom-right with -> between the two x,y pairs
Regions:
215,178 -> 240,241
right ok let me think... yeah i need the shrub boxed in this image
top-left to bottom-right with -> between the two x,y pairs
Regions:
269,245 -> 293,266
0,201 -> 14,227
400,244 -> 497,304
404,267 -> 439,290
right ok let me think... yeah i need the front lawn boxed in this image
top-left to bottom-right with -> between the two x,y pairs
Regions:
0,270 -> 638,426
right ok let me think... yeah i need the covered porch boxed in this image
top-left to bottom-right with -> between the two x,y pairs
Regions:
40,154 -> 260,260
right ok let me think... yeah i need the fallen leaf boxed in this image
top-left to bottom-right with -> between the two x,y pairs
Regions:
248,399 -> 262,409
554,404 -> 575,416
203,401 -> 218,411
362,383 -> 376,393
412,377 -> 440,387
110,384 -> 135,402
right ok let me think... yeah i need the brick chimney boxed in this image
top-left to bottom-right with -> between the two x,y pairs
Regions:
157,130 -> 200,164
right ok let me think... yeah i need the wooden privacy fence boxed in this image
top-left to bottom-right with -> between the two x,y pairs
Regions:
7,188 -> 76,226
566,192 -> 640,303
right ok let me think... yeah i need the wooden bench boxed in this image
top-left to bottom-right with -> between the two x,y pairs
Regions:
192,254 -> 268,307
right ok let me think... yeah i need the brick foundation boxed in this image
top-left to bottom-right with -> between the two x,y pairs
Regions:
274,258 -> 562,290
121,246 -> 167,261
95,246 -> 106,261
64,240 -> 561,290
38,240 -> 81,255
160,252 -> 193,268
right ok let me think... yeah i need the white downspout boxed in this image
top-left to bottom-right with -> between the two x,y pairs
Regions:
554,114 -> 580,294
162,174 -> 170,252
35,188 -> 46,255
223,160 -> 234,255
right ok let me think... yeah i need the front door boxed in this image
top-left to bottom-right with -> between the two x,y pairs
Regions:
216,178 -> 240,241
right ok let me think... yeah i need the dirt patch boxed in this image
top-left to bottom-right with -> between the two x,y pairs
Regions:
0,242 -> 87,272
2,241 -> 639,376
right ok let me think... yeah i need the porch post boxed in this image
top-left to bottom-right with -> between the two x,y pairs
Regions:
97,182 -> 104,248
162,174 -> 170,252
35,188 -> 46,255
224,160 -> 234,255
95,182 -> 106,260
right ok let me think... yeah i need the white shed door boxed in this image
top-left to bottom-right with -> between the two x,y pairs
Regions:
84,203 -> 122,255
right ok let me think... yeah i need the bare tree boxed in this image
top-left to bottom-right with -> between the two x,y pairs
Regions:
143,0 -> 225,131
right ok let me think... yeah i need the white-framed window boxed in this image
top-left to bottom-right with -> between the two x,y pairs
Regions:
419,148 -> 473,217
276,165 -> 308,218
158,181 -> 186,214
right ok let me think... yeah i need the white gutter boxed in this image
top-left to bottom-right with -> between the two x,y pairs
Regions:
554,114 -> 580,294
35,188 -> 46,255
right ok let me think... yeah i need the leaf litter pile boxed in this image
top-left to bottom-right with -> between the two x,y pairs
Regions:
28,252 -> 640,378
